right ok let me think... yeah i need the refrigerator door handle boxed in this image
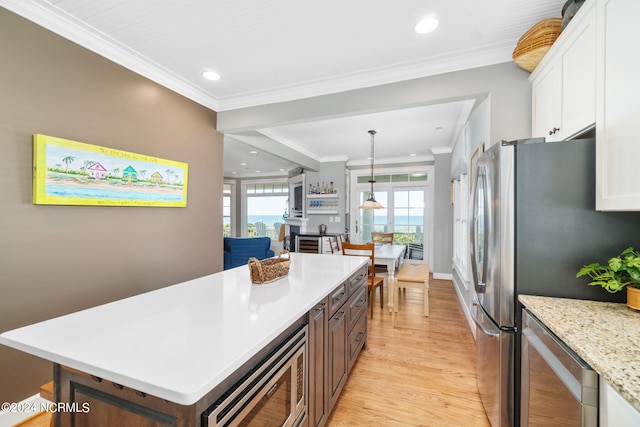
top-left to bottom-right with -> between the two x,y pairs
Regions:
471,302 -> 499,338
470,164 -> 490,294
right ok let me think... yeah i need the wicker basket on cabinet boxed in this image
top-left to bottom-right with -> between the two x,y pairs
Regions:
513,18 -> 563,72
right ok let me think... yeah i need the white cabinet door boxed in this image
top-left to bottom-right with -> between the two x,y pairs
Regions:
599,377 -> 640,426
596,0 -> 640,210
531,1 -> 596,142
561,2 -> 596,139
532,63 -> 562,141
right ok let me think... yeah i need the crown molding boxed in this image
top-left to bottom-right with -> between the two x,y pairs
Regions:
1,0 -> 221,111
347,154 -> 434,167
319,155 -> 350,163
431,147 -> 453,155
257,129 -> 322,162
3,0 -> 513,112
214,45 -> 514,111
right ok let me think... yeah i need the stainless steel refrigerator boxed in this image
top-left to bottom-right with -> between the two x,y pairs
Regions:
469,136 -> 640,427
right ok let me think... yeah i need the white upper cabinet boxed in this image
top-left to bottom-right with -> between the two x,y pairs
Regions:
531,0 -> 596,142
595,0 -> 640,211
532,64 -> 562,140
562,5 -> 596,138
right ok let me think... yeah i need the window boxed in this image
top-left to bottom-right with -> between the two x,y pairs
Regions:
243,181 -> 288,238
393,190 -> 425,246
223,184 -> 232,236
222,181 -> 236,237
353,167 -> 430,262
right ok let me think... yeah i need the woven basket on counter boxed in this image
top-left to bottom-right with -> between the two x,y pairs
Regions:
513,18 -> 563,72
627,286 -> 640,311
248,250 -> 290,284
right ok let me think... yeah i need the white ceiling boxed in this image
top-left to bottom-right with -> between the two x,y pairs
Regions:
3,0 -> 567,177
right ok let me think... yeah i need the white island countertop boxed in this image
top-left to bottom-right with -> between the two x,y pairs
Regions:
0,253 -> 367,405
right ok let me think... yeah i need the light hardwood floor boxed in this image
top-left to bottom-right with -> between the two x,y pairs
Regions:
327,275 -> 491,427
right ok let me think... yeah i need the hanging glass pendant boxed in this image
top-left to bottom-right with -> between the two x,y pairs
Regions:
359,130 -> 384,209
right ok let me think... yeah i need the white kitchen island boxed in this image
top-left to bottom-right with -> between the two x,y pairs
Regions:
0,253 -> 368,426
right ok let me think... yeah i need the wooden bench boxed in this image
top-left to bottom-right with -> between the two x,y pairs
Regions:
388,263 -> 430,316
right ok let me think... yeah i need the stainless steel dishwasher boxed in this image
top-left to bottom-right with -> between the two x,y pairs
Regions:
521,309 -> 598,427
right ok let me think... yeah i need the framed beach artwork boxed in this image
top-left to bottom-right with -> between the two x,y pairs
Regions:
33,134 -> 188,207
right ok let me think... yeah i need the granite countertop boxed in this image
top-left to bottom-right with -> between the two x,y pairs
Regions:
519,294 -> 640,411
0,253 -> 368,405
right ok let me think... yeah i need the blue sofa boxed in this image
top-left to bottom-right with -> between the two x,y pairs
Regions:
224,237 -> 275,270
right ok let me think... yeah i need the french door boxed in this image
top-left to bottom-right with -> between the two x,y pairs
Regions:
355,186 -> 426,260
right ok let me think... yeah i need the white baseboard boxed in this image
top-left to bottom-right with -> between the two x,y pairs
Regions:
452,277 -> 476,339
433,272 -> 453,280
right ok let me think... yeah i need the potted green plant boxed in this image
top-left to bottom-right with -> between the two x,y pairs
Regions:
576,247 -> 640,310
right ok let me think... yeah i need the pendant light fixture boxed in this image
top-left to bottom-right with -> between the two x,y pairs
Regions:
359,130 -> 384,209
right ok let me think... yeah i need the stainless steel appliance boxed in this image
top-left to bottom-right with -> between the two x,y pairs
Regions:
470,135 -> 640,426
295,233 -> 341,254
520,309 -> 598,427
203,326 -> 307,426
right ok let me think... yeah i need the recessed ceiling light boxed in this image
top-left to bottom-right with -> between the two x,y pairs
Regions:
250,150 -> 258,154
410,153 -> 417,157
255,170 -> 261,173
240,162 -> 247,166
279,168 -> 285,172
415,15 -> 439,34
201,70 -> 221,81
434,126 -> 443,133
231,171 -> 237,175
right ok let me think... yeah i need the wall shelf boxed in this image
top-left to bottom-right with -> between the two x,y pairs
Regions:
307,193 -> 339,198
307,210 -> 339,215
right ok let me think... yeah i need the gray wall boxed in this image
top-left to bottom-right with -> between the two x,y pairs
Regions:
217,61 -> 532,145
0,9 -> 223,402
218,61 -> 532,279
451,97 -> 492,333
433,153 -> 453,276
304,162 -> 348,234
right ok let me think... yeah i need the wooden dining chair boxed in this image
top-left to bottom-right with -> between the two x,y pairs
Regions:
341,242 -> 385,317
328,236 -> 340,254
371,232 -> 394,245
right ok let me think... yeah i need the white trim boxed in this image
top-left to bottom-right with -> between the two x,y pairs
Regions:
215,46 -> 515,111
431,147 -> 453,155
347,154 -> 434,167
433,272 -> 453,280
453,275 -> 477,338
0,0 -> 221,111
0,0 -> 515,112
240,178 -> 289,237
223,180 -> 236,238
349,165 -> 434,267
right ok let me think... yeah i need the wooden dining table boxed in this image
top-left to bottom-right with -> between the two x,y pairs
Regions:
374,243 -> 406,276
373,244 -> 406,314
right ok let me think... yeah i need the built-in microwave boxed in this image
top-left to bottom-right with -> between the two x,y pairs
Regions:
203,326 -> 307,427
292,183 -> 303,217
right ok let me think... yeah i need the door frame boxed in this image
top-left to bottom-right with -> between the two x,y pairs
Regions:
349,165 -> 434,267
